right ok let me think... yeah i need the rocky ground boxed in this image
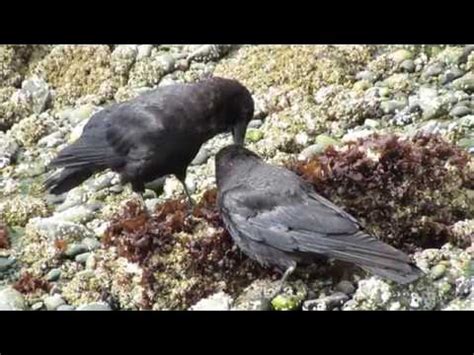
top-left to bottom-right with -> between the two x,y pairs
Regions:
0,44 -> 472,311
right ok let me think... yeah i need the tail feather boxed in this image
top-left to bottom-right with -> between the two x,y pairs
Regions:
44,167 -> 95,195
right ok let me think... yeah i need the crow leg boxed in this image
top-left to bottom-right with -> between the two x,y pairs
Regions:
132,191 -> 150,217
268,265 -> 296,300
176,173 -> 195,208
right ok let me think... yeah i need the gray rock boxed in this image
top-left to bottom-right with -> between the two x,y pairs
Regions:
430,264 -> 446,280
144,177 -> 166,192
303,292 -> 350,311
191,147 -> 211,166
0,257 -> 16,272
136,45 -> 153,60
422,62 -> 444,78
335,280 -> 356,295
31,302 -> 44,311
46,268 -> 61,282
76,302 -> 112,311
298,143 -> 327,160
450,105 -> 471,118
452,73 -> 474,93
82,237 -> 101,251
400,59 -> 415,73
109,185 -> 124,194
44,294 -> 66,310
90,173 -> 115,192
68,104 -> 98,126
459,45 -> 474,64
355,70 -> 377,82
75,252 -> 91,264
65,243 -> 88,258
0,132 -> 19,169
145,198 -> 161,212
190,292 -> 233,310
156,54 -> 175,74
248,119 -> 263,129
440,68 -> 465,85
21,76 -> 50,114
0,287 -> 26,310
37,131 -> 63,148
52,205 -> 95,224
381,99 -> 407,114
57,305 -> 75,311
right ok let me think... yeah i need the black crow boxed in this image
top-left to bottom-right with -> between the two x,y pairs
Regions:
216,145 -> 423,298
45,77 -> 254,206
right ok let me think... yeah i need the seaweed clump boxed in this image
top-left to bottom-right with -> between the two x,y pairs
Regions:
0,223 -> 9,249
287,133 -> 473,252
13,271 -> 51,294
103,190 -> 271,310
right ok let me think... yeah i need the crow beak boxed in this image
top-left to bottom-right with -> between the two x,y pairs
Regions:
232,121 -> 247,146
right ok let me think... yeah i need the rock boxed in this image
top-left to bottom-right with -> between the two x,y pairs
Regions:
246,129 -> 264,143
190,292 -> 233,310
303,292 -> 349,311
248,119 -> 263,129
75,252 -> 91,264
436,46 -> 465,65
364,119 -> 380,128
355,70 -> 377,82
0,132 -> 19,169
20,75 -> 50,114
37,131 -> 63,148
452,73 -> 474,93
298,144 -> 327,160
57,305 -> 75,311
68,104 -> 97,126
31,302 -> 44,311
416,87 -> 445,120
69,119 -> 89,143
44,294 -> 66,310
400,59 -> 415,73
430,264 -> 446,280
0,287 -> 26,310
422,62 -> 444,78
440,68 -> 465,85
82,237 -> 101,251
381,99 -> 407,114
46,268 -> 61,282
156,54 -> 175,74
90,173 -> 115,192
388,49 -> 413,63
145,198 -> 161,212
191,147 -> 211,166
0,257 -> 16,272
315,134 -> 339,146
295,132 -> 309,146
52,205 -> 95,224
27,217 -> 94,241
450,105 -> 471,118
271,294 -> 304,311
76,302 -> 112,311
65,243 -> 88,258
136,45 -> 153,61
109,185 -> 124,194
335,280 -> 356,295
144,177 -> 166,192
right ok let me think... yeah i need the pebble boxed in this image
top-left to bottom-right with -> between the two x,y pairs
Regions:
388,49 -> 412,63
82,237 -> 101,251
156,54 -> 175,74
57,305 -> 75,311
44,294 -> 66,310
21,75 -> 50,114
145,198 -> 161,212
0,287 -> 26,310
381,99 -> 407,114
450,105 -> 471,118
440,68 -> 465,85
431,264 -> 446,280
52,205 -> 95,224
144,177 -> 166,192
0,132 -> 19,169
298,144 -> 326,160
303,292 -> 349,311
355,70 -> 377,82
75,252 -> 91,264
28,218 -> 94,241
423,62 -> 444,78
76,302 -> 112,311
65,243 -> 89,258
248,119 -> 263,129
0,257 -> 16,272
68,104 -> 97,126
46,268 -> 61,282
191,147 -> 211,166
31,302 -> 44,311
400,59 -> 415,73
190,292 -> 233,310
452,73 -> 474,92
335,280 -> 356,295
246,129 -> 264,143
136,45 -> 153,60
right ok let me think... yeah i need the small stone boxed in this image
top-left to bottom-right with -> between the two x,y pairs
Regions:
388,49 -> 413,63
156,54 -> 175,74
57,305 -> 75,311
355,70 -> 377,82
0,257 -> 16,272
450,105 -> 471,118
246,129 -> 264,143
68,104 -> 97,126
315,134 -> 339,146
353,80 -> 371,91
295,132 -> 309,146
109,185 -> 124,194
65,243 -> 88,258
452,73 -> 474,93
335,280 -> 356,295
423,62 -> 444,78
46,268 -> 61,282
82,237 -> 101,251
364,119 -> 380,128
191,147 -> 211,166
0,132 -> 19,169
303,292 -> 349,311
271,294 -> 302,311
76,302 -> 112,311
144,177 -> 166,192
381,99 -> 407,114
52,205 -> 94,224
136,45 -> 153,60
440,68 -> 465,85
145,198 -> 161,212
31,302 -> 44,311
21,75 -> 50,114
298,144 -> 326,160
190,292 -> 233,310
431,264 -> 446,280
0,287 -> 26,310
44,294 -> 66,310
400,59 -> 415,73
248,119 -> 263,129
75,252 -> 91,264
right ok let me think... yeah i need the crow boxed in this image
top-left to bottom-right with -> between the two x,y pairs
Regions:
45,77 -> 254,207
215,145 -> 423,299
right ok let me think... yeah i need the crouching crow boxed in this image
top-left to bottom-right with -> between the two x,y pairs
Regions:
215,145 -> 423,299
45,77 -> 254,207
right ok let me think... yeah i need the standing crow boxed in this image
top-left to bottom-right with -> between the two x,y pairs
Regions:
216,145 -> 423,298
45,77 -> 254,206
